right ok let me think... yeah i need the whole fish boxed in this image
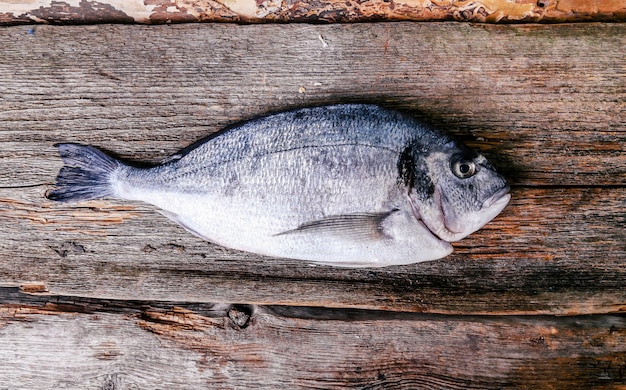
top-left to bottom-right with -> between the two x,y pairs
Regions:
48,104 -> 510,267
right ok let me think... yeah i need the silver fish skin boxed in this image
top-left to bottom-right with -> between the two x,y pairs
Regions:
48,104 -> 510,267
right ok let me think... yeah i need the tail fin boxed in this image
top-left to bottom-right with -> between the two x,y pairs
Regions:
47,143 -> 121,202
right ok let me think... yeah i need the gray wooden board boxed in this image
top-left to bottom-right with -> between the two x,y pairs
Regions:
0,287 -> 625,389
0,23 -> 624,315
1,185 -> 625,314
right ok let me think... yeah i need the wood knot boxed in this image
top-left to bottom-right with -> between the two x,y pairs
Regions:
102,373 -> 124,390
227,305 -> 253,329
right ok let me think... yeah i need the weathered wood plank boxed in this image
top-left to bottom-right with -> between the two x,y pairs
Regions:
1,185 -> 624,314
0,289 -> 625,389
1,23 -> 624,187
0,23 -> 624,315
2,0 -> 626,24
0,22 -> 625,388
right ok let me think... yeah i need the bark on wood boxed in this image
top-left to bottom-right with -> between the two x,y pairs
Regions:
1,287 -> 625,389
0,22 -> 625,315
1,0 -> 626,24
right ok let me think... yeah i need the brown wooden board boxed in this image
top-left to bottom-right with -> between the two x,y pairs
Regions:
1,0 -> 626,24
1,20 -> 625,389
1,185 -> 625,314
1,23 -> 624,188
0,288 -> 625,389
1,23 -> 624,315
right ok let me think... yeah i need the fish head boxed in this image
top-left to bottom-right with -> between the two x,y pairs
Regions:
409,142 -> 510,243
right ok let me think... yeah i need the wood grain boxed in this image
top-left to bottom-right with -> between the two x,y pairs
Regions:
1,288 -> 625,389
0,21 -> 625,389
2,0 -> 626,24
1,23 -> 624,188
0,23 -> 624,315
1,185 -> 624,314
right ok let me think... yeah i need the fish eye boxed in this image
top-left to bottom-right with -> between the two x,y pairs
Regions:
451,158 -> 477,179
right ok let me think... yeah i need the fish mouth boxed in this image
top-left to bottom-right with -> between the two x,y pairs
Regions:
412,184 -> 511,243
422,185 -> 511,242
482,185 -> 511,209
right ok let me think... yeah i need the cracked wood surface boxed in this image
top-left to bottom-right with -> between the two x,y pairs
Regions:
0,22 -> 624,314
0,287 -> 625,389
1,0 -> 626,24
0,22 -> 625,388
1,185 -> 625,315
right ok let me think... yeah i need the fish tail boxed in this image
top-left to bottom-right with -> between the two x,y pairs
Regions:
47,143 -> 121,202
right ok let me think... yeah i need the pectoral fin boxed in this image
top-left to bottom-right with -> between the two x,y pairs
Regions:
275,210 -> 398,241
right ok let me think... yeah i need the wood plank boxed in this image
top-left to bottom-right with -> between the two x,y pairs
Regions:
1,185 -> 624,314
1,23 -> 624,187
2,0 -> 626,24
0,22 -> 625,388
0,23 -> 624,314
1,289 -> 625,389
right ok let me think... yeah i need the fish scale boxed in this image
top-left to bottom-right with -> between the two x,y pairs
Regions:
48,104 -> 510,267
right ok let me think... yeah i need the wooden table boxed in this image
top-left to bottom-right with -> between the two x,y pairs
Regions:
0,22 -> 624,388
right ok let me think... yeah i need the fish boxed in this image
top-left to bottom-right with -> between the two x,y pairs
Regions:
47,104 -> 510,267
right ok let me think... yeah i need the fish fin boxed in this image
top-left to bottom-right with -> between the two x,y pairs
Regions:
46,143 -> 121,202
276,210 -> 398,241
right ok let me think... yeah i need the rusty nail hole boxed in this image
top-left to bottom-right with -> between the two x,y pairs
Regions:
228,305 -> 252,329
